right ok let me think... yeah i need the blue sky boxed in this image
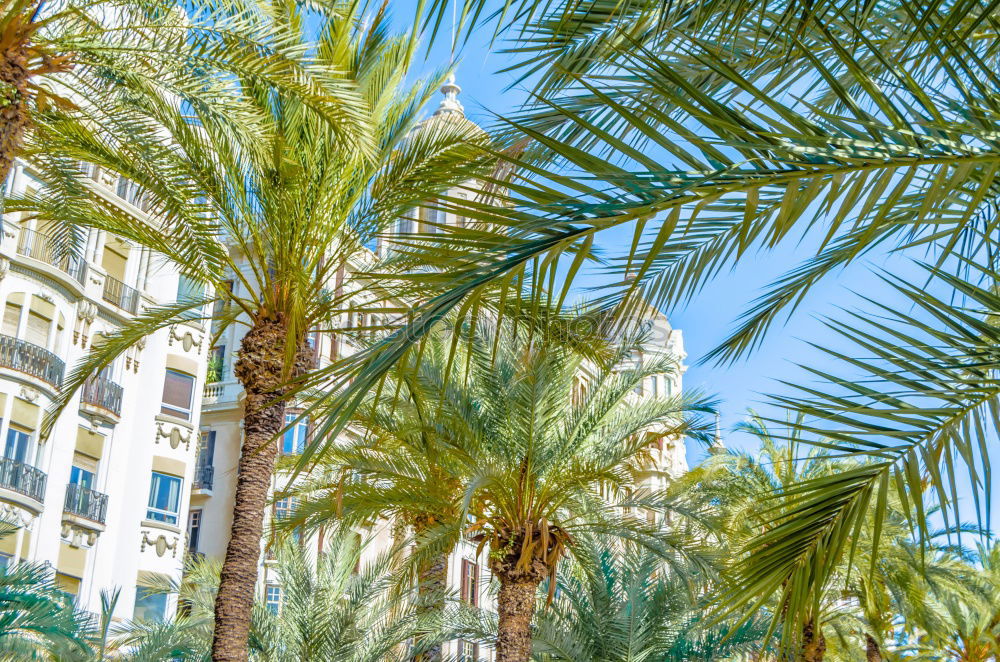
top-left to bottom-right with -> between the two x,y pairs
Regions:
391,1 -> 994,530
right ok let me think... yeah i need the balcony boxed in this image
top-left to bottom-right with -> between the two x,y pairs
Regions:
63,483 -> 108,524
0,334 -> 64,388
16,227 -> 87,284
102,274 -> 140,314
0,457 -> 47,504
193,465 -> 214,492
81,375 -> 123,417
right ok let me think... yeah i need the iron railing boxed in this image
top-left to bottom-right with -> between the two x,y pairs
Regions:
193,465 -> 214,491
63,483 -> 108,523
0,457 -> 46,503
81,376 -> 123,416
101,274 -> 140,314
16,227 -> 87,283
0,334 -> 64,387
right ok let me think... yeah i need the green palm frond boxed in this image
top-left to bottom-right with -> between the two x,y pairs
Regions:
717,261 -> 1000,649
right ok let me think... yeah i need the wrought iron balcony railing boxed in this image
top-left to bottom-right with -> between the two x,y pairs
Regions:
101,274 -> 140,314
16,227 -> 87,283
193,465 -> 214,491
0,334 -> 64,387
81,376 -> 123,416
0,457 -> 46,503
63,483 -> 108,524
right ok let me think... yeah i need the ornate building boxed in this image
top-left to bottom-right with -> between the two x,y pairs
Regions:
1,161 -> 209,620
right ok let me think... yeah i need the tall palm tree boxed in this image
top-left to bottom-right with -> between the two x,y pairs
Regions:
438,324 -> 711,662
9,1 -> 490,657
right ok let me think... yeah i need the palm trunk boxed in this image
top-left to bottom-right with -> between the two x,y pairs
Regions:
865,634 -> 881,662
800,619 -> 826,662
494,573 -> 542,662
0,44 -> 30,186
412,547 -> 448,662
211,319 -> 310,662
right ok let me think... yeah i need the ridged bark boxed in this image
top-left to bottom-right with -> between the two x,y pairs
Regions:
0,42 -> 30,185
412,545 -> 447,662
491,544 -> 547,662
211,319 -> 311,662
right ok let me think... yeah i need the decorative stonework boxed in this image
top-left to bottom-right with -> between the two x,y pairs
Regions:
156,420 -> 192,451
17,386 -> 39,403
61,522 -> 99,548
141,531 -> 179,558
0,257 -> 10,281
168,326 -> 202,353
74,301 -> 98,347
0,502 -> 34,527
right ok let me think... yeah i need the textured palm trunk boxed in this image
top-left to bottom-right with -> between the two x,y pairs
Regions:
412,549 -> 448,662
0,44 -> 30,185
865,634 -> 881,662
211,319 -> 311,662
494,574 -> 542,662
800,620 -> 826,662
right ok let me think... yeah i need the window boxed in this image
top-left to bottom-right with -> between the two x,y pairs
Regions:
650,376 -> 658,397
25,310 -> 49,347
196,431 -> 216,473
4,427 -> 31,464
187,509 -> 202,553
161,370 -> 195,420
69,465 -> 95,489
177,274 -> 204,319
273,497 -> 298,520
0,553 -> 12,570
458,640 -> 479,662
211,280 -> 234,319
455,192 -> 468,227
281,414 -> 309,454
134,586 -> 167,622
146,472 -> 182,525
1,302 -> 20,337
265,585 -> 281,614
460,560 -> 479,606
55,573 -> 80,600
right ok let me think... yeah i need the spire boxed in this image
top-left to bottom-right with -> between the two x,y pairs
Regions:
434,73 -> 464,116
710,412 -> 726,453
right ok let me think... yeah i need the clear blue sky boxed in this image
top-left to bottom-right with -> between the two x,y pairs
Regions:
391,1 -> 994,530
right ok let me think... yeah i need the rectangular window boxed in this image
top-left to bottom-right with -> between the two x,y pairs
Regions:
146,472 -> 182,525
460,560 -> 479,606
4,426 -> 31,464
265,585 -> 281,614
196,431 -> 216,473
187,509 -> 202,553
69,465 -> 95,489
161,370 -> 195,420
458,640 -> 479,662
1,303 -> 21,337
281,414 -> 309,455
134,586 -> 167,622
25,310 -> 48,347
650,376 -> 658,397
0,553 -> 12,570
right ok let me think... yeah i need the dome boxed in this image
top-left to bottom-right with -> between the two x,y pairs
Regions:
418,74 -> 487,142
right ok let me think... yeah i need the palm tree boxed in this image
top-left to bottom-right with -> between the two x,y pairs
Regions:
10,1 -> 490,657
0,558 -> 90,658
0,0 -> 346,186
452,325 -> 711,661
105,531 -> 437,662
529,537 -> 773,662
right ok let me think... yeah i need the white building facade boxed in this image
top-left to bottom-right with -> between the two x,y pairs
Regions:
0,161 -> 209,620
